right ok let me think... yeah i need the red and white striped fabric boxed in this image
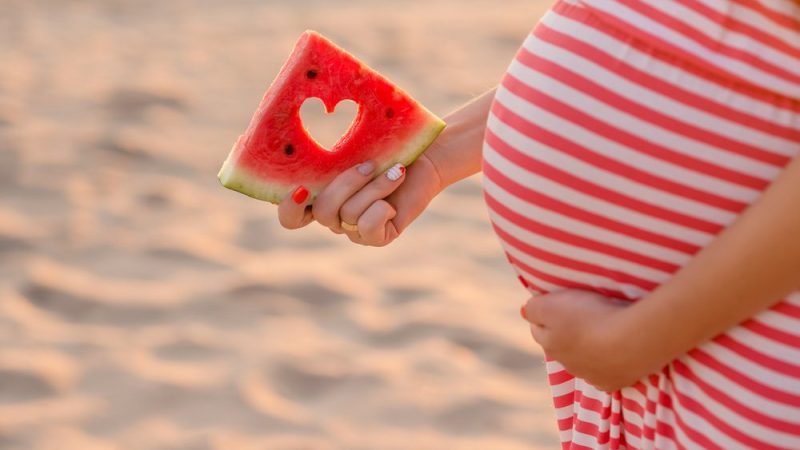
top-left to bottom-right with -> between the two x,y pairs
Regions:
482,0 -> 800,448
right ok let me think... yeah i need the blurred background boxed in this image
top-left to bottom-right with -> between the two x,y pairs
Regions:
0,1 -> 557,449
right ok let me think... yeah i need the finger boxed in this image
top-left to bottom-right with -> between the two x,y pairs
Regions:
277,186 -> 314,230
339,163 -> 406,225
386,154 -> 437,234
529,323 -> 549,348
355,200 -> 398,246
523,297 -> 550,327
313,160 -> 376,230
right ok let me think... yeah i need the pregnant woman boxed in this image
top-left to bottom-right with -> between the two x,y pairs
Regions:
278,0 -> 800,448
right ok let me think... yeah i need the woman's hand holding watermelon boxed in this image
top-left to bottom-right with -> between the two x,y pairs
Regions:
277,151 -> 442,246
277,88 -> 496,247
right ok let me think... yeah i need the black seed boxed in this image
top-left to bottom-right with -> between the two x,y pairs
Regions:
284,144 -> 295,156
385,108 -> 394,118
306,70 -> 318,79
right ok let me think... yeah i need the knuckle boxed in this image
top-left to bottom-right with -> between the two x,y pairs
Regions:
363,238 -> 386,248
358,220 -> 379,235
312,203 -> 334,226
358,224 -> 383,242
373,238 -> 390,248
536,298 -> 553,316
339,203 -> 359,222
278,215 -> 296,230
529,326 -> 544,345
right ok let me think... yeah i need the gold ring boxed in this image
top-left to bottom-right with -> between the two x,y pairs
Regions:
340,220 -> 358,232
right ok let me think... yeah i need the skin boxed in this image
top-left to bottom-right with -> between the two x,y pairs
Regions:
278,88 -> 496,246
278,86 -> 800,393
522,149 -> 800,392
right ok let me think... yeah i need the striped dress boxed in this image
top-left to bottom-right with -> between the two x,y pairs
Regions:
481,0 -> 800,448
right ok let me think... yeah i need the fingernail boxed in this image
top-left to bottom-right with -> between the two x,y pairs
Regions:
519,304 -> 528,320
357,161 -> 375,176
292,186 -> 309,204
386,163 -> 405,181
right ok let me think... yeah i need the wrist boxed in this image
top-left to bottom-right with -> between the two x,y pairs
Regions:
422,88 -> 496,190
419,142 -> 447,195
612,299 -> 691,372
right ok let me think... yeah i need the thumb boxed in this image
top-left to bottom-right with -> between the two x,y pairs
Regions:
277,186 -> 315,230
386,159 -> 441,234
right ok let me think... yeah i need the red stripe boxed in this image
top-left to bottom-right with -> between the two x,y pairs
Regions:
482,159 -> 700,254
575,388 -> 607,414
553,396 -> 578,409
677,0 -> 800,60
550,368 -> 576,385
622,396 -> 644,416
487,108 -> 724,234
771,300 -> 800,319
715,333 -> 800,380
573,392 -> 609,445
656,419 -> 677,442
514,45 -> 789,171
688,347 -> 800,407
493,222 -> 658,291
623,419 -> 642,439
574,415 -> 603,441
669,398 -> 725,450
673,359 -> 800,433
622,384 -> 683,447
672,384 -> 786,449
743,317 -> 800,348
558,415 -> 574,431
616,0 -> 800,85
553,1 -> 800,111
534,19 -> 800,142
485,192 -> 680,273
516,273 -> 548,294
504,248 -> 632,299
732,0 -> 800,32
554,392 -> 576,409
501,68 -> 774,190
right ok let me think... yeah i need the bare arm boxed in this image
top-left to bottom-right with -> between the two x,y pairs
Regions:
425,87 -> 496,189
522,151 -> 800,391
621,152 -> 800,366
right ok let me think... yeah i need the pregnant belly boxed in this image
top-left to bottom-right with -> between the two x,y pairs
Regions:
484,4 -> 800,448
481,24 -> 800,301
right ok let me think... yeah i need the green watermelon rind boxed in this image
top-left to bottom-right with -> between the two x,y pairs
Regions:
218,117 -> 446,204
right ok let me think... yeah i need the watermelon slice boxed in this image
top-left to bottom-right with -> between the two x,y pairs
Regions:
218,30 -> 446,204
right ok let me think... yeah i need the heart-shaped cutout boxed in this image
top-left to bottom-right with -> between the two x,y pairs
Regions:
299,97 -> 358,151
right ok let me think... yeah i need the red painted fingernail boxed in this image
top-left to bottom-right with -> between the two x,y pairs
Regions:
520,305 -> 528,320
292,186 -> 309,204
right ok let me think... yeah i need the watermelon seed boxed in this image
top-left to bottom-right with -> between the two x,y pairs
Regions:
284,144 -> 295,156
385,108 -> 394,118
306,70 -> 318,79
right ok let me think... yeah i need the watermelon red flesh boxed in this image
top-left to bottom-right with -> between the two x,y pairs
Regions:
218,30 -> 446,204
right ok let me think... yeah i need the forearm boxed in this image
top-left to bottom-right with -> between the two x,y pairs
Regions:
425,87 -> 496,189
621,153 -> 800,361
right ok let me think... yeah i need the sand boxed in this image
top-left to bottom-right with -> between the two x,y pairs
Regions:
0,0 -> 559,449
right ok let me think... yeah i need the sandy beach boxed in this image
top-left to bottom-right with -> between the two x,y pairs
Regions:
0,1 -> 559,448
